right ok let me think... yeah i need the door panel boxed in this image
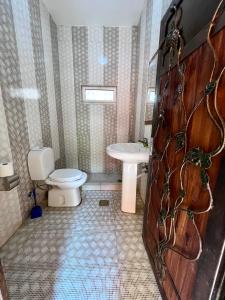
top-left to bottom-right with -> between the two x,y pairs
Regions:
143,1 -> 225,299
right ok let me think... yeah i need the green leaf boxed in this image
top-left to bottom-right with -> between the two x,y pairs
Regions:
175,131 -> 185,151
159,208 -> 167,224
200,168 -> 209,187
187,210 -> 194,220
205,81 -> 216,95
180,189 -> 186,198
170,208 -> 175,218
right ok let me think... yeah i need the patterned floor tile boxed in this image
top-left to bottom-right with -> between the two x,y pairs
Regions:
119,268 -> 161,300
0,190 -> 161,299
4,265 -> 120,300
116,231 -> 149,264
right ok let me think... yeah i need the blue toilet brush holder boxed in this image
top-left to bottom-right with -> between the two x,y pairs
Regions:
30,188 -> 42,219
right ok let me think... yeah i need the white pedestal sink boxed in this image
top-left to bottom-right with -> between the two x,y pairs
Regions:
107,143 -> 150,213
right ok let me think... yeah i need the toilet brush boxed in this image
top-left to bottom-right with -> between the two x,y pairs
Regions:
30,188 -> 42,219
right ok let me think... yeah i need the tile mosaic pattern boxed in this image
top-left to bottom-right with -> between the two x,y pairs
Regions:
0,85 -> 22,247
58,25 -> 138,174
90,105 -> 105,173
0,191 -> 161,299
88,26 -> 104,85
140,0 -> 153,140
117,27 -> 132,144
0,59 -> 22,249
88,26 -> 105,173
145,102 -> 154,121
72,26 -> 90,172
103,27 -> 119,174
135,0 -> 171,140
11,0 -> 43,149
58,26 -> 78,168
50,16 -> 66,168
129,26 -> 139,142
0,86 -> 12,162
40,0 -> 60,161
29,0 -> 52,148
135,11 -> 146,141
0,0 -> 32,219
0,190 -> 22,247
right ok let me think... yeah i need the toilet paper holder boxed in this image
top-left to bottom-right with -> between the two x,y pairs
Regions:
0,174 -> 19,191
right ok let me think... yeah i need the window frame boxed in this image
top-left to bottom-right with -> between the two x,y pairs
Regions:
82,85 -> 117,104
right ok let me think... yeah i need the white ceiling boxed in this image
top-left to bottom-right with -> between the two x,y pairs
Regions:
42,0 -> 145,26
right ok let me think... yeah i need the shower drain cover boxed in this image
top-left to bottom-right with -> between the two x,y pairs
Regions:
99,200 -> 109,206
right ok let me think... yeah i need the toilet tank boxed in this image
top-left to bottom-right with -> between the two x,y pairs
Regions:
28,147 -> 55,180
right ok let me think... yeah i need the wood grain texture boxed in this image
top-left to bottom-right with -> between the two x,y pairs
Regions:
143,4 -> 225,299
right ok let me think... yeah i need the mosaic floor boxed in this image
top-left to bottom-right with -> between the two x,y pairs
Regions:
0,191 -> 161,300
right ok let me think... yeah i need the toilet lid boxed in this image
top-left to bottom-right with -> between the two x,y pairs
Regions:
49,169 -> 83,182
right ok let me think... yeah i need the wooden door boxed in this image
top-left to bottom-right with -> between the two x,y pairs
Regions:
143,0 -> 225,299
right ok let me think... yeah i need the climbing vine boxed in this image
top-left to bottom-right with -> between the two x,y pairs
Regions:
146,0 -> 225,291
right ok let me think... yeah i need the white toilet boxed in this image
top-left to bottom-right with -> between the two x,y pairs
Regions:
28,147 -> 87,207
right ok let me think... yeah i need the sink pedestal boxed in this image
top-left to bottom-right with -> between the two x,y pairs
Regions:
107,143 -> 149,214
121,162 -> 137,213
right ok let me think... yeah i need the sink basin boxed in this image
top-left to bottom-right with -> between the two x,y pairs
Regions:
107,143 -> 149,163
107,143 -> 150,214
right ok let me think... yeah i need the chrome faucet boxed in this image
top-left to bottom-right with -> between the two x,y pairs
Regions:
138,138 -> 149,148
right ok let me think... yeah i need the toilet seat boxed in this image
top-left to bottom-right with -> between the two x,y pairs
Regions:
46,169 -> 87,189
49,169 -> 83,182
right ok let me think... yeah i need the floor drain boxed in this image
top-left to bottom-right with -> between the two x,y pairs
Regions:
99,200 -> 109,206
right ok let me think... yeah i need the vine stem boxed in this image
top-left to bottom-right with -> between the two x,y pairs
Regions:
145,0 -> 225,285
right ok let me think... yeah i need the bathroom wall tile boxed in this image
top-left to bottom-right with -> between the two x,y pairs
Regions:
0,0 -> 33,219
82,184 -> 101,191
0,87 -> 12,162
103,27 -> 119,174
145,102 -> 154,121
11,0 -> 43,149
0,87 -> 22,247
117,27 -> 132,143
100,184 -> 122,191
104,104 -> 119,173
129,26 -> 140,142
135,0 -> 171,142
58,26 -> 78,168
28,0 -> 52,148
58,24 -> 137,174
90,105 -> 105,172
88,26 -> 104,85
135,0 -> 171,201
148,0 -> 163,89
86,172 -> 122,183
0,190 -> 22,247
88,26 -> 105,173
140,0 -> 153,139
50,16 -> 66,168
72,26 -> 90,172
135,8 -> 147,141
40,0 -> 60,160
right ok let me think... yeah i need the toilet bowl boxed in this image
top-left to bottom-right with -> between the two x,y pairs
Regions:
46,169 -> 87,207
28,147 -> 87,207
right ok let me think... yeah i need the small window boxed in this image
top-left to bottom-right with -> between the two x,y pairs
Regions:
82,86 -> 116,103
147,88 -> 156,103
